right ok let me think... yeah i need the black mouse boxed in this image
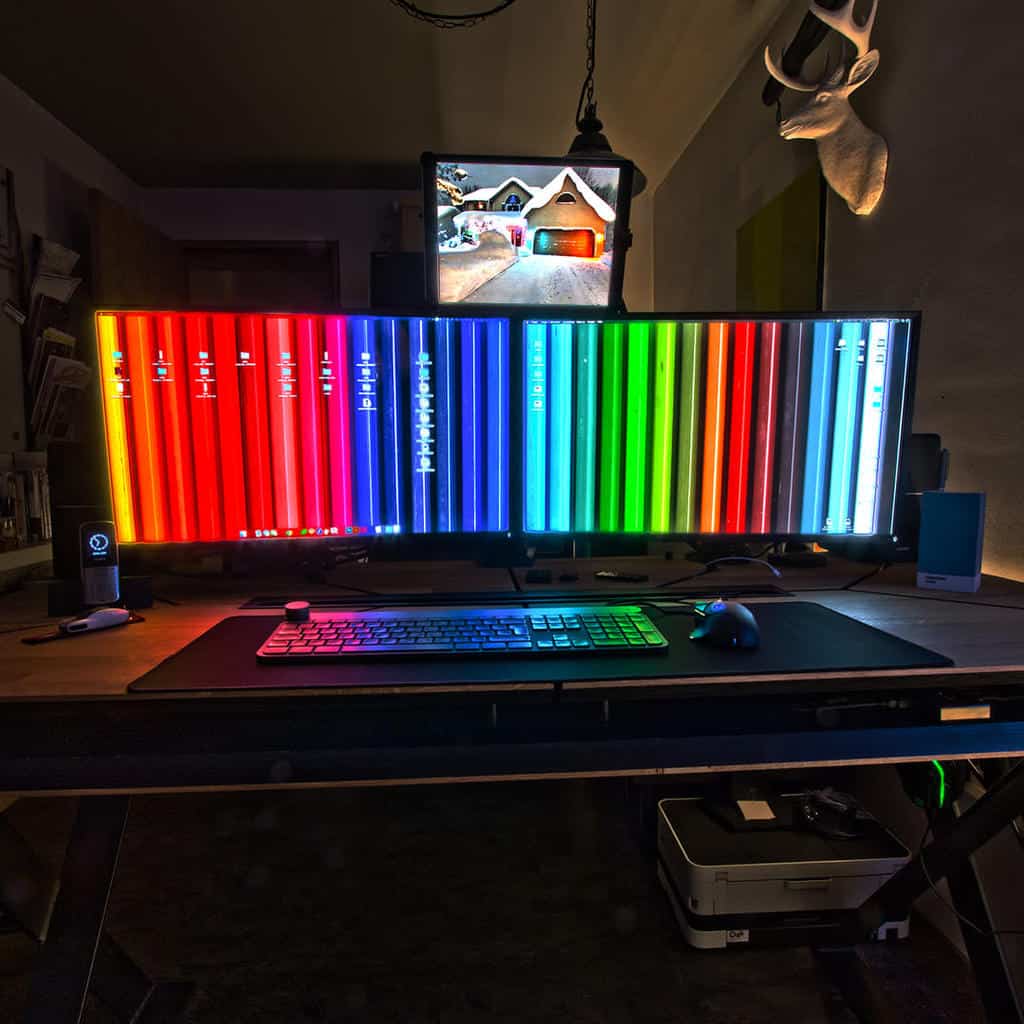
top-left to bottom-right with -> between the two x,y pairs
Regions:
688,599 -> 760,650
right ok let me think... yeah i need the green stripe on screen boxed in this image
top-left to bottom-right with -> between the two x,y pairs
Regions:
623,322 -> 651,532
598,323 -> 625,531
650,321 -> 677,532
673,322 -> 703,532
574,323 -> 598,531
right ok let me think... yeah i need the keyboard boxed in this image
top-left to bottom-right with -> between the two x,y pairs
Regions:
257,605 -> 668,660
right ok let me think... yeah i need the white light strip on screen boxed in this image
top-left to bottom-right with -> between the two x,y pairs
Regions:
852,320 -> 892,534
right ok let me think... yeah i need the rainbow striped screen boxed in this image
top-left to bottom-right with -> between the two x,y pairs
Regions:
521,317 -> 912,537
97,312 -> 510,542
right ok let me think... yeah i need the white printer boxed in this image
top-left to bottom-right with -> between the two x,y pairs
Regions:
657,796 -> 911,949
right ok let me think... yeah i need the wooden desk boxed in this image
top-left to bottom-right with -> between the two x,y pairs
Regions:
3,555 -> 1024,1024
1,556 -> 1023,794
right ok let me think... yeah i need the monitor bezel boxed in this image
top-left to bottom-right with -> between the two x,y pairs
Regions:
421,152 -> 635,317
513,310 -> 921,547
93,308 -> 920,549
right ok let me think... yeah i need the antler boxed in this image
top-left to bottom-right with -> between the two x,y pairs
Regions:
764,0 -> 879,92
763,45 -> 820,92
809,0 -> 878,57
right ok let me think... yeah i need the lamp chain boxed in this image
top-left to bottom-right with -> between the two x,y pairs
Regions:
577,0 -> 598,128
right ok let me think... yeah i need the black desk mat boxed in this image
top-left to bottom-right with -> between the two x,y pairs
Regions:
129,602 -> 952,693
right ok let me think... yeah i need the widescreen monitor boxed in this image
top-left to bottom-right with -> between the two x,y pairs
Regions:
95,311 -> 510,543
95,311 -> 916,546
521,316 -> 916,540
421,153 -> 633,311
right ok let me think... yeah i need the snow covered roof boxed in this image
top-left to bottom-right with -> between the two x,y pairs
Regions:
521,168 -> 616,222
460,177 -> 537,203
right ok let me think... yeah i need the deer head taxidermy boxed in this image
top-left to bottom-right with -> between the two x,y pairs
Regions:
765,0 -> 887,215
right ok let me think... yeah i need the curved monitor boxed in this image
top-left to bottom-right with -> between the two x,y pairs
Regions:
521,316 -> 916,540
95,311 -> 916,545
96,311 -> 511,543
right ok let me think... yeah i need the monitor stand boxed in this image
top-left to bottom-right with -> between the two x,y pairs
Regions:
683,539 -> 756,564
476,537 -> 535,569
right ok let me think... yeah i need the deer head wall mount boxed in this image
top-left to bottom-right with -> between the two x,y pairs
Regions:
765,0 -> 888,216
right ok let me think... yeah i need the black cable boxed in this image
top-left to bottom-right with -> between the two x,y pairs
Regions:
507,567 -> 523,593
656,565 -> 714,589
320,581 -> 380,597
840,561 -> 889,590
657,556 -> 783,590
388,0 -> 517,29
917,814 -> 1024,939
0,621 -> 58,636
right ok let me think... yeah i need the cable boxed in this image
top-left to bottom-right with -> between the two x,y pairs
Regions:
320,581 -> 380,597
840,561 -> 889,590
388,0 -> 517,29
917,814 -> 1024,940
507,567 -> 523,593
0,621 -> 59,636
656,556 -> 783,590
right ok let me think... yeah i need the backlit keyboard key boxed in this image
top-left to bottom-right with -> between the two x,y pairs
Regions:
257,606 -> 666,660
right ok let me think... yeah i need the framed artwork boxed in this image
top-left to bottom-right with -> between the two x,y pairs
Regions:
0,168 -> 14,268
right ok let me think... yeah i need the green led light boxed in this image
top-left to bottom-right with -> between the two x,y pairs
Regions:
673,322 -> 703,532
598,323 -> 625,531
932,759 -> 946,808
623,323 -> 651,532
574,323 -> 599,531
650,322 -> 677,532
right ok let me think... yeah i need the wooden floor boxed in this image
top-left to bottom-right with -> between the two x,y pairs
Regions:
0,780 -> 984,1023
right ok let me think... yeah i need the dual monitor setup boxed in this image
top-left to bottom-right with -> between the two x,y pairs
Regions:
96,311 -> 916,550
88,153 -> 919,660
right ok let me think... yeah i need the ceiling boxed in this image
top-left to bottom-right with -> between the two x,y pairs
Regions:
0,0 -> 790,192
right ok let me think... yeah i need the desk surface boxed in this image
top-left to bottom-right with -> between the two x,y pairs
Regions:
2,556 -> 1024,794
2,556 -> 1023,701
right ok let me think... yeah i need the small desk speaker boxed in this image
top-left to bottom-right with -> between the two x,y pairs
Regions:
916,492 -> 985,593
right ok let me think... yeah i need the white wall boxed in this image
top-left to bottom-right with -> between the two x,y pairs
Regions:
653,3 -> 815,311
0,72 -> 145,452
823,0 -> 1024,582
654,0 -> 1024,580
144,188 -> 421,309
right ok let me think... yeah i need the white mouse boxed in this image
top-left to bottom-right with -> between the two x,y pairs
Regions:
61,607 -> 131,634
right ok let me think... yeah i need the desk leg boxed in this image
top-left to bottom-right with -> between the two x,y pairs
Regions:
812,947 -> 900,1024
23,796 -> 128,1024
933,802 -> 1023,1023
853,759 -> 1024,1024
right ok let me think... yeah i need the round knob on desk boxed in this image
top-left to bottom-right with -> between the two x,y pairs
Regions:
284,600 -> 311,622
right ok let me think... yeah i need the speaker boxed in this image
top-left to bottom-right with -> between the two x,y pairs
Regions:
917,491 -> 985,593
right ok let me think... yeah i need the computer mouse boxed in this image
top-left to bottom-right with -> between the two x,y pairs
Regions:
688,599 -> 760,650
60,607 -> 131,634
